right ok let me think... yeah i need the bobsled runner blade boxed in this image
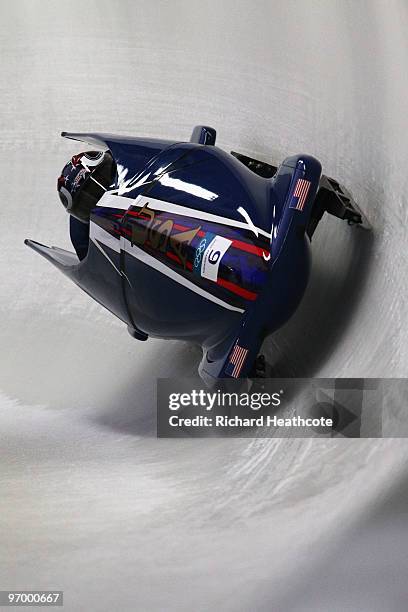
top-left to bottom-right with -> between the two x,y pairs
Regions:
307,174 -> 371,238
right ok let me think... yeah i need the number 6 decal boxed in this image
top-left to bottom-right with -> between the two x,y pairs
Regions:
201,236 -> 232,282
208,249 -> 221,264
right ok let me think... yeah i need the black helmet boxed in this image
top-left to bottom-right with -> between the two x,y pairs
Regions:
57,150 -> 116,223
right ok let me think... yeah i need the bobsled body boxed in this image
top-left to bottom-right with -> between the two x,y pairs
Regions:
26,127 -> 325,383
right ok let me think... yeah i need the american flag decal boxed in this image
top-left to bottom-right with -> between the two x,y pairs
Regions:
227,343 -> 249,378
290,178 -> 311,211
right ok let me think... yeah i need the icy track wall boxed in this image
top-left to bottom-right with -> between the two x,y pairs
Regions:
0,1 -> 407,611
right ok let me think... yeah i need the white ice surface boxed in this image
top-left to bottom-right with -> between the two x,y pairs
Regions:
0,1 -> 407,610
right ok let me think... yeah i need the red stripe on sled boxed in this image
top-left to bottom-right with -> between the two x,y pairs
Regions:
216,279 -> 258,300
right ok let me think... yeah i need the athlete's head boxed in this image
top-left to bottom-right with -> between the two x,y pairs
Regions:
57,150 -> 116,223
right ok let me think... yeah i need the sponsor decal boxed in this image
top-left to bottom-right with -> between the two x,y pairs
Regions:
130,202 -> 201,269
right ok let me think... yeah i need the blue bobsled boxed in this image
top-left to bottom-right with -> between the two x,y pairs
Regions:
25,126 -> 367,383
